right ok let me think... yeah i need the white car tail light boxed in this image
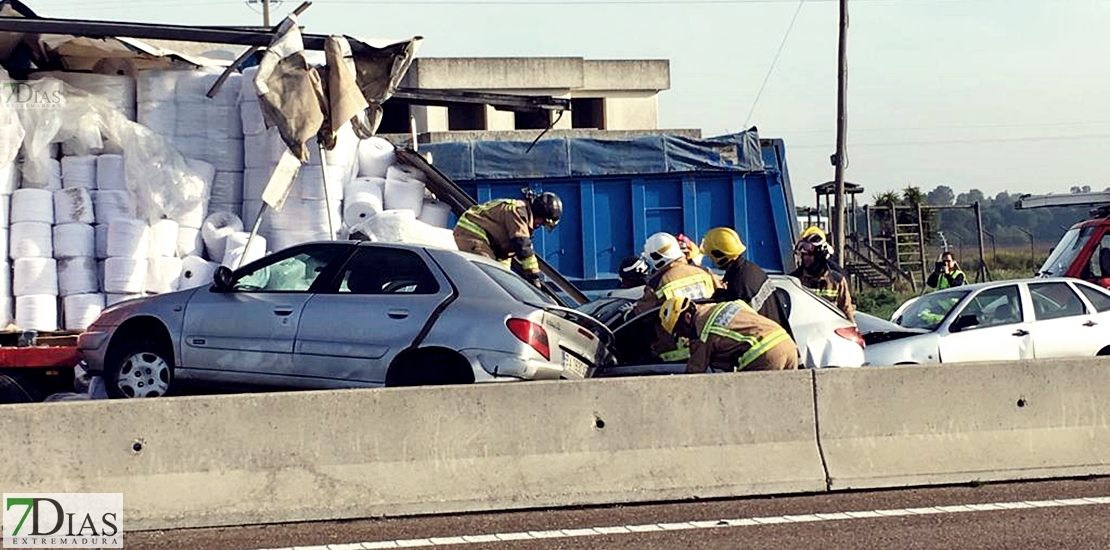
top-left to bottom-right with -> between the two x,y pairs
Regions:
507,318 -> 551,360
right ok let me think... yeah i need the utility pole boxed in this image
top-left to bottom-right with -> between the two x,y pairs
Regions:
832,0 -> 849,262
247,0 -> 272,27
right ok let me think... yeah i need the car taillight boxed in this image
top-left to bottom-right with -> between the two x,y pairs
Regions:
834,326 -> 865,349
507,318 -> 551,360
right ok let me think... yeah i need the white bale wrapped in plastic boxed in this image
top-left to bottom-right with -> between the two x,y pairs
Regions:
201,211 -> 244,263
58,257 -> 99,297
221,232 -> 267,269
13,258 -> 58,297
180,255 -> 219,289
11,188 -> 55,224
54,187 -> 95,224
357,137 -> 395,178
16,295 -> 57,331
61,155 -> 98,190
63,293 -> 105,331
349,209 -> 458,251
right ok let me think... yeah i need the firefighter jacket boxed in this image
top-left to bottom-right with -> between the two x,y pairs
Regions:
686,301 -> 798,373
453,198 -> 540,275
715,257 -> 793,338
633,260 -> 720,362
790,263 -> 855,323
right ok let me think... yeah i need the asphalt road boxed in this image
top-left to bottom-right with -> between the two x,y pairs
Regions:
128,477 -> 1110,550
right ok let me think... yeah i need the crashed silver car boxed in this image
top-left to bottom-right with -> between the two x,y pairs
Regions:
78,241 -> 616,398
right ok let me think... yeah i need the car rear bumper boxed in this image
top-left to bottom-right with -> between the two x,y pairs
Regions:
464,349 -> 569,381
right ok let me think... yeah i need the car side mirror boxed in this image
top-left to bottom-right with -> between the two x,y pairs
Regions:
950,314 -> 979,333
213,265 -> 234,291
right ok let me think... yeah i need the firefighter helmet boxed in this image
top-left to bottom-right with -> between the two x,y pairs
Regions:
530,192 -> 563,231
642,232 -> 684,271
659,296 -> 694,334
700,227 -> 747,268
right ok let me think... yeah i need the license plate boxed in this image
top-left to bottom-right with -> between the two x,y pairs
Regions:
562,352 -> 588,378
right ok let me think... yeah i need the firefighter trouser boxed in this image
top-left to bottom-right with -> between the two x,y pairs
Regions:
744,340 -> 799,371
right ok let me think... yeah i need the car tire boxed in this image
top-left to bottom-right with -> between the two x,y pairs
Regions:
105,339 -> 174,398
0,373 -> 45,404
385,350 -> 473,387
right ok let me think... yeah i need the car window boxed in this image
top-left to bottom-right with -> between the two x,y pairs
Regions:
956,285 -> 1022,329
337,247 -> 439,295
475,262 -> 557,305
1029,281 -> 1087,320
233,245 -> 346,292
897,289 -> 968,330
1076,283 -> 1110,313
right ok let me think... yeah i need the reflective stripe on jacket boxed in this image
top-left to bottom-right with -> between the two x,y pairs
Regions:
687,301 -> 793,373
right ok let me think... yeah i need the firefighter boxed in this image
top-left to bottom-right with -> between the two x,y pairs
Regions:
634,232 -> 720,361
789,226 -> 855,322
659,296 -> 798,373
700,227 -> 793,338
453,190 -> 562,287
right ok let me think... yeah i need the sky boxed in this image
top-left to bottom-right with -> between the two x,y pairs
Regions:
23,0 -> 1110,208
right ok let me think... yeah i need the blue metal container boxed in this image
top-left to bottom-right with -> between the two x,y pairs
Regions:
424,134 -> 798,287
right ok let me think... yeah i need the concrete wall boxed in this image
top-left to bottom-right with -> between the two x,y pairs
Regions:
0,372 -> 823,530
8,359 -> 1109,531
815,359 -> 1110,490
603,96 -> 661,131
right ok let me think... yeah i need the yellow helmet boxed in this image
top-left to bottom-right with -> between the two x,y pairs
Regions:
700,227 -> 747,268
799,225 -> 827,244
659,296 -> 694,334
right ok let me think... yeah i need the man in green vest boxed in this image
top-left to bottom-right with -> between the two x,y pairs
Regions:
927,251 -> 966,290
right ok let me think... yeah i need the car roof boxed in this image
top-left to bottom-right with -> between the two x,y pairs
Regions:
923,276 -> 1099,297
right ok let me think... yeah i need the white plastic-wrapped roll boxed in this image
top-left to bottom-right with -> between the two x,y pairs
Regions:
61,155 -> 98,190
0,161 -> 20,194
347,176 -> 385,197
268,229 -> 330,252
53,187 -> 95,224
10,222 -> 53,259
93,190 -> 135,223
206,139 -> 245,172
103,257 -> 147,293
13,258 -> 58,296
106,219 -> 151,259
11,188 -> 55,224
417,198 -> 453,228
207,104 -> 243,141
176,226 -> 203,258
342,191 -> 383,227
0,195 -> 8,227
175,198 -> 207,230
106,294 -> 143,307
53,223 -> 96,259
95,154 -> 126,190
222,232 -> 266,268
243,167 -> 271,200
299,165 -> 347,201
15,295 -> 57,332
383,175 -> 425,217
243,136 -> 271,169
386,163 -> 428,184
185,158 -> 217,188
148,219 -> 180,258
21,158 -> 62,190
137,101 -> 175,136
136,69 -> 179,103
357,137 -> 396,178
269,199 -> 341,232
211,171 -> 244,205
63,293 -> 105,331
180,255 -> 218,289
240,100 -> 266,136
0,229 -> 8,265
239,67 -> 260,101
34,71 -> 137,120
58,257 -> 99,296
201,211 -> 244,262
94,224 -> 109,260
146,257 -> 183,294
174,99 -> 207,138
208,202 -> 242,221
0,297 -> 11,327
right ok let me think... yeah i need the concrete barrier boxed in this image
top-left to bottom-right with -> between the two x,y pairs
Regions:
0,371 -> 824,530
815,358 -> 1110,490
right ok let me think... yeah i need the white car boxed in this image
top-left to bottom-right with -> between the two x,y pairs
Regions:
579,274 -> 865,373
862,277 -> 1110,365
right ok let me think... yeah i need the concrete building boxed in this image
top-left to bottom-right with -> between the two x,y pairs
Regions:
380,57 -> 672,135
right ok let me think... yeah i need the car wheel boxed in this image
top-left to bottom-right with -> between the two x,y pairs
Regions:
0,373 -> 45,404
1097,346 -> 1110,356
105,340 -> 174,398
385,349 -> 473,387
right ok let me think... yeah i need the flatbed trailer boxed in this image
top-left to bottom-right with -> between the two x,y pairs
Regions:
0,331 -> 81,404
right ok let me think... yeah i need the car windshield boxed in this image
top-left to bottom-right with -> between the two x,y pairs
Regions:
1038,226 -> 1092,277
474,262 -> 559,305
896,289 -> 970,331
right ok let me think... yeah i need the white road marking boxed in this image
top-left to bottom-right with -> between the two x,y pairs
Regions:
257,496 -> 1110,550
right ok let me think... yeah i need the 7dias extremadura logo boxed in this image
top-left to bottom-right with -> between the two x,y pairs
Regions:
3,494 -> 122,548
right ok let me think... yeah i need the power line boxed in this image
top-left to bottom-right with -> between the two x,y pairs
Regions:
742,0 -> 805,129
788,132 -> 1110,149
777,120 -> 1110,134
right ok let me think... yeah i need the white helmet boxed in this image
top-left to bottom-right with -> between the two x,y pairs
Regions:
642,232 -> 684,271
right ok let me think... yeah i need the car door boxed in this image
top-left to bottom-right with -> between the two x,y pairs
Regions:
180,243 -> 351,388
939,284 -> 1033,363
1027,281 -> 1101,358
293,245 -> 451,386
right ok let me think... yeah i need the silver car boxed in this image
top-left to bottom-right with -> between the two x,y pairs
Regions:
579,274 -> 865,374
862,277 -> 1110,365
78,241 -> 616,398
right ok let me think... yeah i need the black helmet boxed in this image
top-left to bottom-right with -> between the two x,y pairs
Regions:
530,192 -> 562,231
